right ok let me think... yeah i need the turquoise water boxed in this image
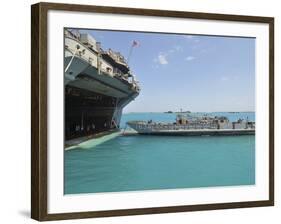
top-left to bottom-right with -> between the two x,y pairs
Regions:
64,112 -> 255,194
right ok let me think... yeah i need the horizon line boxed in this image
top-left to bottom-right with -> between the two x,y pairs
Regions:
123,111 -> 255,114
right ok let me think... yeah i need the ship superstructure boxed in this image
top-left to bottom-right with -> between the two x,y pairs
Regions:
64,29 -> 140,140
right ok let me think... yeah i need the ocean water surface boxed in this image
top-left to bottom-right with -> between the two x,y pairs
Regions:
64,112 -> 255,194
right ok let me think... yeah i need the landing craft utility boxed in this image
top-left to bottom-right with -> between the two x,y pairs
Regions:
127,114 -> 255,136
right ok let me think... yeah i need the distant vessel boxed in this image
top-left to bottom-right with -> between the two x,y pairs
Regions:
164,111 -> 173,113
64,29 -> 140,141
127,114 -> 255,136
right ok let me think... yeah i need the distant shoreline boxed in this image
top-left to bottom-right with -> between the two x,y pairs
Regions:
123,111 -> 255,114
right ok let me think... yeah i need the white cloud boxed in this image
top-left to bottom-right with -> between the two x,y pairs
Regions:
168,45 -> 183,53
154,45 -> 184,65
155,53 -> 168,65
174,45 -> 183,52
184,35 -> 201,46
184,35 -> 193,39
185,56 -> 195,61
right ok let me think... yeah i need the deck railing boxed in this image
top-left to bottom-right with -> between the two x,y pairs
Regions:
135,123 -> 219,131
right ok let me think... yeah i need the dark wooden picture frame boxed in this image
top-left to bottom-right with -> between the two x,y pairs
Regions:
31,2 -> 274,221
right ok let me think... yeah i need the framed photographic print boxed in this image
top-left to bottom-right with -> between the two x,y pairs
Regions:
31,2 -> 274,221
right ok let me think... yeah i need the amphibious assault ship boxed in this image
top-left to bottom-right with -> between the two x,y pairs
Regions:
64,29 -> 140,141
127,114 -> 255,136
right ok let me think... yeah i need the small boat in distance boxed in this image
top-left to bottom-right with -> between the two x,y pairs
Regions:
126,114 -> 255,136
164,111 -> 173,113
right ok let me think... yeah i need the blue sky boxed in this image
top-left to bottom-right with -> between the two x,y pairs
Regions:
79,29 -> 255,113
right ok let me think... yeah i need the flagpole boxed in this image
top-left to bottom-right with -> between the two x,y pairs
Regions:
127,41 -> 139,65
127,44 -> 133,65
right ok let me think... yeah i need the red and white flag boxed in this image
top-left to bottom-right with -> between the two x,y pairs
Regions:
132,40 -> 140,47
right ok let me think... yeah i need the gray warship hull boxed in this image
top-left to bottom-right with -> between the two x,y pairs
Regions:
64,30 -> 139,141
